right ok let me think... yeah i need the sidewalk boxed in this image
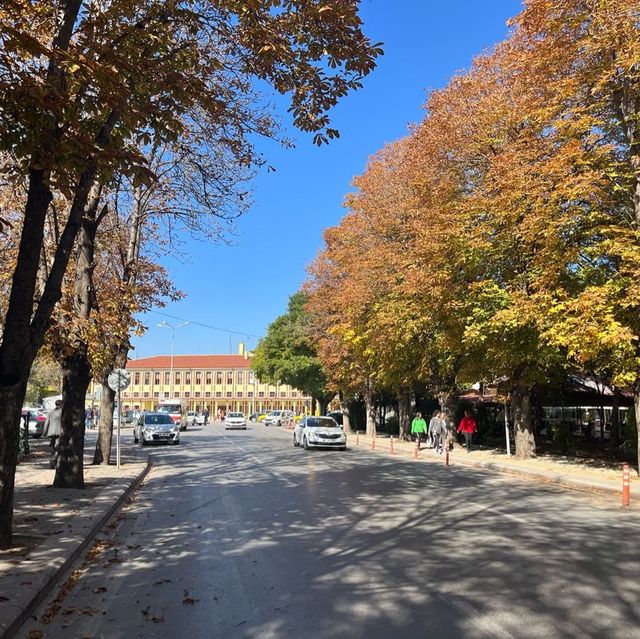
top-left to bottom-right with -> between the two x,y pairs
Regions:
0,436 -> 149,639
348,431 -> 639,503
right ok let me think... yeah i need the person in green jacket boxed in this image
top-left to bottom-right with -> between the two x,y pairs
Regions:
411,411 -> 428,448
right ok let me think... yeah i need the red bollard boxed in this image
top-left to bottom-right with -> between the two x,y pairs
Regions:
371,433 -> 376,450
413,440 -> 419,460
390,436 -> 395,455
622,463 -> 630,508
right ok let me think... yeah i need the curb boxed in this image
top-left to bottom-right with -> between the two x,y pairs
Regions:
351,437 -> 633,501
1,458 -> 151,639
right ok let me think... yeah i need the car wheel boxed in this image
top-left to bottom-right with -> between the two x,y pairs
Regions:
293,434 -> 299,447
276,420 -> 281,427
141,439 -> 148,446
340,446 -> 347,451
173,440 -> 180,445
303,436 -> 309,450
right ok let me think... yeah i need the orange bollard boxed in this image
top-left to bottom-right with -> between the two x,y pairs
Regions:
622,463 -> 630,508
390,436 -> 395,455
371,433 -> 376,450
413,440 -> 419,460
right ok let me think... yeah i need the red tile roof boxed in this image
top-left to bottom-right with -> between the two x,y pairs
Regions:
127,355 -> 253,369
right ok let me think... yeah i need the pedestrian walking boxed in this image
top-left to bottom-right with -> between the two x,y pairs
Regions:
411,411 -> 428,448
428,410 -> 447,454
43,400 -> 63,469
457,409 -> 477,452
204,408 -> 209,425
85,406 -> 94,430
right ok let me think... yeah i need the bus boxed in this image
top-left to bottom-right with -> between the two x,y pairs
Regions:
156,398 -> 188,431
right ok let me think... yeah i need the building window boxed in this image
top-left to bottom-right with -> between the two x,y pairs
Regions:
153,392 -> 159,398
185,392 -> 190,398
237,391 -> 243,398
215,391 -> 222,398
195,392 -> 201,398
269,391 -> 275,398
164,371 -> 170,385
185,372 -> 191,385
134,372 -> 140,385
143,392 -> 149,398
154,372 -> 160,386
206,372 -> 212,384
144,372 -> 150,385
195,372 -> 202,385
248,392 -> 254,398
216,371 -> 222,385
248,371 -> 255,384
292,392 -> 298,398
226,371 -> 233,385
205,392 -> 211,398
237,371 -> 243,384
226,391 -> 232,398
164,392 -> 169,398
258,392 -> 265,398
175,372 -> 181,385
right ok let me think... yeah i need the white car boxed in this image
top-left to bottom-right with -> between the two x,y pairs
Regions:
264,409 -> 293,427
293,415 -> 347,450
133,412 -> 180,445
225,412 -> 247,430
186,411 -> 205,426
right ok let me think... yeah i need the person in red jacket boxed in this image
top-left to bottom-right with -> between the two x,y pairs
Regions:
457,409 -> 477,452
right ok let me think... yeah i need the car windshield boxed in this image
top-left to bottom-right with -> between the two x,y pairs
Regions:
144,414 -> 174,425
157,405 -> 180,414
228,412 -> 243,418
306,417 -> 338,428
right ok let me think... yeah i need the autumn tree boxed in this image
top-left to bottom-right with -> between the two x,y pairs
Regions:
0,0 -> 382,547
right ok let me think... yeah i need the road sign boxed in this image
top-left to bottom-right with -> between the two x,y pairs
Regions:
108,369 -> 131,392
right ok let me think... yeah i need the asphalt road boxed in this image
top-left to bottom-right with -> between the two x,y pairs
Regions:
21,422 -> 640,638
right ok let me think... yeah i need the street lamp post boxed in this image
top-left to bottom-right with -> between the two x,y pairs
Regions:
157,321 -> 190,398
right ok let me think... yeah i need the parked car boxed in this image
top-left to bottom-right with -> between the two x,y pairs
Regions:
256,411 -> 270,422
293,415 -> 346,450
133,412 -> 180,446
186,411 -> 206,426
225,412 -> 247,430
264,410 -> 293,427
21,408 -> 46,438
249,412 -> 260,422
123,410 -> 138,425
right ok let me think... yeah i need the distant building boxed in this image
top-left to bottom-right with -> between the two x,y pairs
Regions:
115,347 -> 310,415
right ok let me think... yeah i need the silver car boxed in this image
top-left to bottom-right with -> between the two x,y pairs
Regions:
224,412 -> 247,430
293,415 -> 347,450
134,412 -> 180,445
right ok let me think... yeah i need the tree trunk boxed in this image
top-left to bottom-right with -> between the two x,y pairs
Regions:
93,378 -> 115,465
54,348 -> 90,488
609,388 -> 621,459
398,389 -> 411,440
364,379 -> 376,437
634,383 -> 640,474
0,386 -> 26,548
339,390 -> 352,433
512,385 -> 536,459
54,186 -> 101,486
318,397 -> 329,415
311,397 -> 317,415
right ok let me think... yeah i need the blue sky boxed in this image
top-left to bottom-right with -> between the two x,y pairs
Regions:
132,0 -> 523,360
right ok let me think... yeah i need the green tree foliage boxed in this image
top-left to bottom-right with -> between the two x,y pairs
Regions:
253,292 -> 332,410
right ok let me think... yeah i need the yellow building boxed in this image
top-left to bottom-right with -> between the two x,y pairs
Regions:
118,352 -> 310,416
